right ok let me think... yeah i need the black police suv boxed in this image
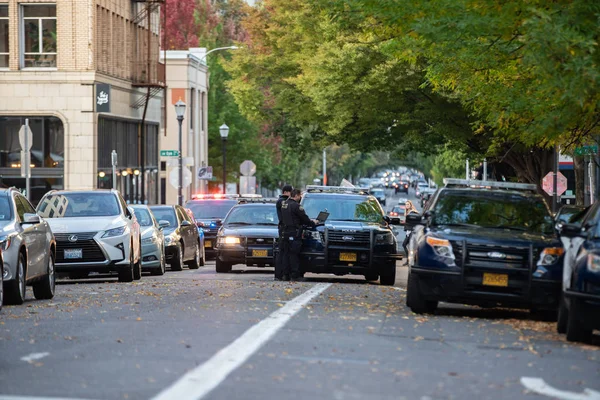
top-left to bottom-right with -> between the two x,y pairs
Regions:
184,194 -> 240,259
405,178 -> 563,314
298,186 -> 401,285
215,201 -> 278,273
556,202 -> 600,343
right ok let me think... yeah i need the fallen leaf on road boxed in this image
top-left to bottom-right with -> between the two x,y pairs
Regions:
414,336 -> 424,341
116,339 -> 123,343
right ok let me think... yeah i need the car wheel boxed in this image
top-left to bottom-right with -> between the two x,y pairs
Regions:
199,246 -> 206,267
187,243 -> 201,270
379,262 -> 396,286
33,252 -> 56,300
406,272 -> 437,314
5,253 -> 26,305
118,249 -> 135,283
171,244 -> 184,271
557,295 -> 568,334
566,299 -> 593,343
364,272 -> 379,281
215,258 -> 232,273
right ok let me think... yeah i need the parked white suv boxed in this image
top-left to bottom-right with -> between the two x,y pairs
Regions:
36,190 -> 141,283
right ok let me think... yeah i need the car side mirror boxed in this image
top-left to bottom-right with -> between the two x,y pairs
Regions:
22,213 -> 40,224
558,222 -> 585,238
159,220 -> 170,229
181,220 -> 192,227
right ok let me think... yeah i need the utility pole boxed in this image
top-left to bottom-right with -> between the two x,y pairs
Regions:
111,150 -> 118,189
553,145 -> 558,213
323,148 -> 327,186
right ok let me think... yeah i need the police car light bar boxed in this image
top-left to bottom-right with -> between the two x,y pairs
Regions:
239,194 -> 263,198
237,197 -> 278,204
443,178 -> 537,191
191,193 -> 240,200
305,185 -> 371,195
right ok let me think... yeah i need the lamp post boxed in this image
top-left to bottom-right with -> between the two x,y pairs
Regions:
219,124 -> 229,194
174,100 -> 186,205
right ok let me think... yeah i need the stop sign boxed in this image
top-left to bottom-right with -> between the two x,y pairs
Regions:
542,171 -> 567,196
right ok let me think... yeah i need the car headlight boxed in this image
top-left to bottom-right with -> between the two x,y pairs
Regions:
587,253 -> 600,272
0,235 -> 12,251
426,236 -> 455,259
102,226 -> 126,238
376,232 -> 394,245
164,235 -> 175,245
219,236 -> 240,245
142,236 -> 159,245
539,247 -> 564,266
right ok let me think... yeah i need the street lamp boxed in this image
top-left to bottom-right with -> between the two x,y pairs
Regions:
219,124 -> 229,194
174,99 -> 186,205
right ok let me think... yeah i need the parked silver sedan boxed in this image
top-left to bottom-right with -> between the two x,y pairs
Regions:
1,188 -> 56,305
131,205 -> 167,276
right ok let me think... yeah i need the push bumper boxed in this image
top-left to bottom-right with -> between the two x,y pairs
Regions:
564,289 -> 600,329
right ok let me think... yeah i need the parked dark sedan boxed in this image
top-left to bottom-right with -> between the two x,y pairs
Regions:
557,202 -> 600,343
149,205 -> 203,271
215,202 -> 278,273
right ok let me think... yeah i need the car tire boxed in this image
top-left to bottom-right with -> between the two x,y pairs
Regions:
5,253 -> 26,305
364,272 -> 379,281
118,250 -> 135,283
171,244 -> 184,271
215,258 -> 232,273
186,242 -> 201,270
566,299 -> 593,343
379,262 -> 396,286
406,272 -> 437,314
151,246 -> 166,276
557,295 -> 568,334
199,246 -> 206,267
33,252 -> 56,300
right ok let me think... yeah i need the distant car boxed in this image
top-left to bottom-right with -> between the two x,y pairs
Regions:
396,180 -> 409,194
216,202 -> 279,273
415,183 -> 429,198
420,188 -> 437,207
370,188 -> 386,206
131,205 -> 167,276
388,205 -> 405,224
149,205 -> 203,271
1,188 -> 56,305
37,189 -> 142,283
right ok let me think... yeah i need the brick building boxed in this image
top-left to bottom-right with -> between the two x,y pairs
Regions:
0,0 -> 164,205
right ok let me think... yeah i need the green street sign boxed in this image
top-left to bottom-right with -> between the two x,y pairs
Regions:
160,150 -> 179,157
574,145 -> 598,156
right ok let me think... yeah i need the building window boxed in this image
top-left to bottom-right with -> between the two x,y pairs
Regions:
0,6 -> 8,68
22,5 -> 57,68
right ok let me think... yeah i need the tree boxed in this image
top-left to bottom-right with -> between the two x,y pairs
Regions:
161,0 -> 200,49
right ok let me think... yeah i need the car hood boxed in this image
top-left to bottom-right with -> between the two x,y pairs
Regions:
322,220 -> 387,232
141,227 -> 156,238
0,221 -> 16,235
221,225 -> 278,238
429,225 -> 560,247
45,216 -> 126,233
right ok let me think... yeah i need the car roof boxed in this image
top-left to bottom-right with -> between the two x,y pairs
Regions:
439,187 -> 543,200
303,192 -> 375,200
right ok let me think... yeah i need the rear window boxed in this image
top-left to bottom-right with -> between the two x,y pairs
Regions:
185,200 -> 238,219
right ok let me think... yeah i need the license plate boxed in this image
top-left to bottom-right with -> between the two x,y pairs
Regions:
64,249 -> 83,259
205,241 -> 212,248
482,273 -> 509,287
340,252 -> 357,262
252,249 -> 268,257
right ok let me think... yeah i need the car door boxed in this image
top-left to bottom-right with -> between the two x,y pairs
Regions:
18,195 -> 48,277
566,203 -> 600,288
175,206 -> 191,259
13,194 -> 40,279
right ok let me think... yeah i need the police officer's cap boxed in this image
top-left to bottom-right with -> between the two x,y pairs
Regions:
282,185 -> 293,193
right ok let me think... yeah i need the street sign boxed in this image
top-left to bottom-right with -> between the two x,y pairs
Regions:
574,145 -> 598,156
542,171 -> 567,196
160,150 -> 179,157
240,176 -> 256,194
169,167 -> 192,188
198,166 -> 213,180
240,160 -> 256,176
19,125 -> 33,151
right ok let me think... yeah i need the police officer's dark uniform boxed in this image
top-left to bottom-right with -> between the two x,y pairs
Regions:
280,192 -> 315,281
274,187 -> 292,281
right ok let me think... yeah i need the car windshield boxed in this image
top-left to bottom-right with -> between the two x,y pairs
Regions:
150,207 -> 177,227
225,205 -> 278,225
37,193 -> 120,218
431,191 -> 554,234
133,208 -> 154,227
0,197 -> 12,220
371,190 -> 384,196
185,200 -> 238,219
302,196 -> 384,223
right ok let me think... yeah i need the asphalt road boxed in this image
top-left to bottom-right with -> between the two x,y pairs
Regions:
1,188 -> 599,400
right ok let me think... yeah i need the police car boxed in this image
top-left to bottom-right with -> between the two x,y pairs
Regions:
405,178 -> 563,314
298,185 -> 401,285
184,194 -> 240,259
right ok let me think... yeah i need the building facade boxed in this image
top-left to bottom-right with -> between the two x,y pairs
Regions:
160,48 -> 208,205
0,0 -> 163,205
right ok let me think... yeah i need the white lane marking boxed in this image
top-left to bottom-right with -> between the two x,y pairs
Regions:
152,282 -> 332,400
0,396 -> 95,400
20,352 -> 50,363
521,377 -> 600,400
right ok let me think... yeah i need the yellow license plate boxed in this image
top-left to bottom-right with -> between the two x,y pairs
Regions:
340,252 -> 357,262
252,250 -> 268,257
482,273 -> 509,287
205,241 -> 212,248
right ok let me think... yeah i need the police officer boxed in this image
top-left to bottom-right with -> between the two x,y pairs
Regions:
280,189 -> 316,281
274,184 -> 293,281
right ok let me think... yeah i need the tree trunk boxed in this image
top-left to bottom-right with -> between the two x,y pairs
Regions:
574,155 -> 585,206
501,147 -> 554,204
